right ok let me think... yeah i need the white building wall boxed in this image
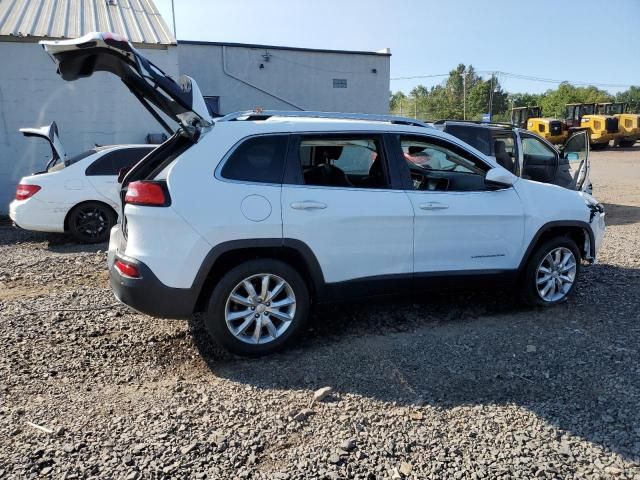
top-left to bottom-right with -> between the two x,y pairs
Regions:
177,43 -> 390,116
0,41 -> 179,212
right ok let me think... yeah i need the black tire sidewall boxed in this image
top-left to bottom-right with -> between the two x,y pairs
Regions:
205,259 -> 310,356
521,236 -> 581,307
68,202 -> 116,244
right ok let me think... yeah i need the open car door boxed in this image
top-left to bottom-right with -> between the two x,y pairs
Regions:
40,32 -> 212,136
19,122 -> 67,172
558,130 -> 590,191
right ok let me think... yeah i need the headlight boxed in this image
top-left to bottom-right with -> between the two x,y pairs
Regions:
580,192 -> 604,221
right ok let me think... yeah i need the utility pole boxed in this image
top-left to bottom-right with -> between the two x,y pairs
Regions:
463,67 -> 467,120
171,0 -> 177,40
414,98 -> 417,119
488,72 -> 495,120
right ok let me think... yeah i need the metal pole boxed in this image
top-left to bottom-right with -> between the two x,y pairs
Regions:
488,73 -> 494,120
463,69 -> 466,120
171,0 -> 177,40
414,98 -> 417,119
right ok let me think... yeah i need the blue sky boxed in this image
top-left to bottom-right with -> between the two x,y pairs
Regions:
155,0 -> 640,95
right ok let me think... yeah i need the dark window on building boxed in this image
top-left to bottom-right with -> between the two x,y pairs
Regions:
221,135 -> 288,184
333,78 -> 348,88
204,96 -> 220,117
85,148 -> 154,176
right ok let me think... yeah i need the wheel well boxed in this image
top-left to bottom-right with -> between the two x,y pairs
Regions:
63,200 -> 118,232
194,247 -> 317,312
525,226 -> 589,267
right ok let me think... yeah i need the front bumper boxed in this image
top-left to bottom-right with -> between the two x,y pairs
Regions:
107,226 -> 198,319
591,132 -> 619,144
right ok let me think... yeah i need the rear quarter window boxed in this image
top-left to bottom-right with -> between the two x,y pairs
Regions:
221,135 -> 288,184
85,147 -> 154,176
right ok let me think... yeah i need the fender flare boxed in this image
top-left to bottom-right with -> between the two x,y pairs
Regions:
517,220 -> 595,271
191,237 -> 326,300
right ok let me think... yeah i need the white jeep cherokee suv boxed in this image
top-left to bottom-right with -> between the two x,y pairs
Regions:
42,33 -> 606,356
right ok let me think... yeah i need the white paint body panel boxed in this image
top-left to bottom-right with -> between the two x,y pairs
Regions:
281,185 -> 414,283
407,188 -> 525,272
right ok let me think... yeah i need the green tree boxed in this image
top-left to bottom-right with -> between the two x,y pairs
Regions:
616,86 -> 640,113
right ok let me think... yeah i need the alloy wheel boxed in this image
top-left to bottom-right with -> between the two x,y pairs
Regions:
73,206 -> 109,240
224,273 -> 296,345
535,247 -> 577,302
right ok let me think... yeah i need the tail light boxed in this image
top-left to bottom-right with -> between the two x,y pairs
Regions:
16,184 -> 41,200
124,181 -> 170,206
114,259 -> 140,278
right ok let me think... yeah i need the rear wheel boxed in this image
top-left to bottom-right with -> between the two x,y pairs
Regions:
204,259 -> 310,356
67,201 -> 116,243
521,236 -> 581,307
619,139 -> 636,148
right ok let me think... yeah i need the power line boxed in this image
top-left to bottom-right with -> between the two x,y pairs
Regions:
391,70 -> 634,89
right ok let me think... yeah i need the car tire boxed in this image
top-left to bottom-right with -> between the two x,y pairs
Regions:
521,236 -> 581,307
67,201 -> 116,244
619,140 -> 636,148
204,259 -> 310,356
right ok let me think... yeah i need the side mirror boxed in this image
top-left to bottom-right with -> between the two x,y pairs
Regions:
485,167 -> 515,188
566,152 -> 579,161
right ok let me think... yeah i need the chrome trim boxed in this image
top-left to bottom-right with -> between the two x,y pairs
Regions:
216,110 -> 433,129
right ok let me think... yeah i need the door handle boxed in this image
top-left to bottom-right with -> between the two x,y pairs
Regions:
419,202 -> 449,210
290,201 -> 328,210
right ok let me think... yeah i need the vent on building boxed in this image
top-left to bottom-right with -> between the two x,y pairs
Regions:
333,79 -> 347,88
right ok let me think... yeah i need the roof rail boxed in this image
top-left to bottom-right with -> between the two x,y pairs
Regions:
216,110 -> 432,128
433,119 -> 514,128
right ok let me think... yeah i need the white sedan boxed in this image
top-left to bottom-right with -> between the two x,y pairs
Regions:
9,122 -> 155,243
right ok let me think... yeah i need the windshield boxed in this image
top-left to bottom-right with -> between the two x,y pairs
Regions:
48,149 -> 96,172
581,104 -> 595,115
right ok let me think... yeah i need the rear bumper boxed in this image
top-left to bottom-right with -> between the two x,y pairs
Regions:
9,198 -> 66,233
107,223 -> 197,319
109,253 -> 198,319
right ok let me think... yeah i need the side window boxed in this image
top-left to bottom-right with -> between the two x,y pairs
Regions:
401,136 -> 490,192
298,136 -> 388,189
521,136 -> 556,160
521,135 -> 558,183
85,148 -> 153,176
444,125 -> 491,156
490,132 -> 518,174
221,135 -> 288,184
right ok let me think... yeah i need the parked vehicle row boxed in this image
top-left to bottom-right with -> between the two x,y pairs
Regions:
511,103 -> 640,148
8,32 -> 606,356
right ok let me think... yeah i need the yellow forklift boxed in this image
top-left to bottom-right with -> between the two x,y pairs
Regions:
596,102 -> 639,147
511,106 -> 568,144
565,103 -> 620,149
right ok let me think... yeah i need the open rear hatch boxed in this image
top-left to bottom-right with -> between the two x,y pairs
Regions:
20,122 -> 67,173
40,32 -> 212,135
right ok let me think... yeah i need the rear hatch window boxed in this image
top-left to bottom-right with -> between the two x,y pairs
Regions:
48,149 -> 97,172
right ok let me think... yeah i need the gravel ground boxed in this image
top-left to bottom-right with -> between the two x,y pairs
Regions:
1,148 -> 639,479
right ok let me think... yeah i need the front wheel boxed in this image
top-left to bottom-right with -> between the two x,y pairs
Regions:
67,202 -> 116,243
204,259 -> 310,356
521,237 -> 581,307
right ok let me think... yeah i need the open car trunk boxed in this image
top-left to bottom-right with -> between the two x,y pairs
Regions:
40,32 -> 212,135
20,122 -> 67,173
41,32 -> 214,233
